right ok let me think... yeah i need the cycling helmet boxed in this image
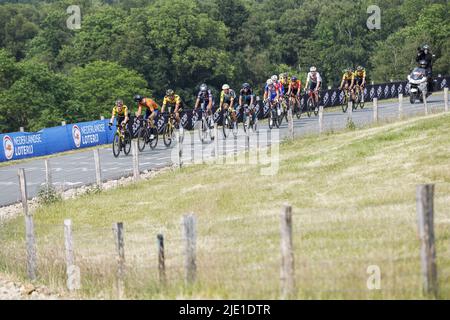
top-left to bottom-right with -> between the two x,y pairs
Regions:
222,84 -> 230,90
266,79 -> 274,86
271,75 -> 278,82
422,44 -> 430,51
166,89 -> 174,96
115,99 -> 123,107
134,94 -> 143,102
242,83 -> 251,89
200,84 -> 208,92
419,60 -> 427,68
310,66 -> 317,72
279,73 -> 286,80
357,65 -> 364,71
291,76 -> 298,82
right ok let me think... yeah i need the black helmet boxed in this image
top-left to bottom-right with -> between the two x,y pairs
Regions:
291,76 -> 297,81
134,94 -> 143,102
242,83 -> 250,89
422,44 -> 430,51
166,89 -> 174,96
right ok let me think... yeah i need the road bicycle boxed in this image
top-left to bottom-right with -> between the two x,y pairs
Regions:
196,108 -> 215,143
354,84 -> 365,109
222,104 -> 238,138
267,99 -> 281,130
242,104 -> 258,133
137,116 -> 158,151
162,110 -> 177,147
109,121 -> 131,158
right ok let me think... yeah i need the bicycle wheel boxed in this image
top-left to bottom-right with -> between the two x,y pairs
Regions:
137,127 -> 147,152
232,119 -> 238,137
123,131 -> 132,155
359,90 -> 365,109
222,114 -> 231,138
163,123 -> 173,147
199,118 -> 208,143
275,105 -> 281,128
341,94 -> 348,113
112,132 -> 121,158
294,99 -> 302,119
306,98 -> 313,118
313,100 -> 319,116
149,127 -> 158,149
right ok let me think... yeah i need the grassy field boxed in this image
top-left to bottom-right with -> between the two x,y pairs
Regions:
1,112 -> 450,299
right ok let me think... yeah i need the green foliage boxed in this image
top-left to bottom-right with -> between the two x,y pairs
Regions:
37,184 -> 62,206
68,61 -> 150,120
0,0 -> 448,132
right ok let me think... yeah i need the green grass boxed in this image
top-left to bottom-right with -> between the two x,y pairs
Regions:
1,112 -> 450,299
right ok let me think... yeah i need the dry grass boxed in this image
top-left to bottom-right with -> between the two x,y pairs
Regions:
1,112 -> 450,299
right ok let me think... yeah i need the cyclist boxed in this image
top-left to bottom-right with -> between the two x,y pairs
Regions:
219,84 -> 237,121
271,74 -> 284,97
339,68 -> 355,102
287,76 -> 302,107
109,99 -> 129,129
305,66 -> 322,112
264,78 -> 280,109
134,94 -> 160,139
239,82 -> 255,124
353,66 -> 366,103
194,83 -> 214,114
279,73 -> 290,97
162,89 -> 183,127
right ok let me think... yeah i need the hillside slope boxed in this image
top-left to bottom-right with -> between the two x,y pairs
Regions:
1,113 -> 450,299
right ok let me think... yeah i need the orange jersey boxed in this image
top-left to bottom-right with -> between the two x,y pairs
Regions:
290,80 -> 302,90
139,98 -> 159,111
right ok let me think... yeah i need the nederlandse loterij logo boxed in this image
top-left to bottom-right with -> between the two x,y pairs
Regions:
3,135 -> 14,160
72,125 -> 81,148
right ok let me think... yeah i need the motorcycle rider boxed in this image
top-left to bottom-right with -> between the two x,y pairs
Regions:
416,44 -> 433,92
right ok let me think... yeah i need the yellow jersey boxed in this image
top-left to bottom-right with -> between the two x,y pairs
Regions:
354,69 -> 366,79
112,105 -> 128,117
342,72 -> 354,81
163,94 -> 181,106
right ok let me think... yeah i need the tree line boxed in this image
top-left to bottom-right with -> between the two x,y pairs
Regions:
0,0 -> 448,132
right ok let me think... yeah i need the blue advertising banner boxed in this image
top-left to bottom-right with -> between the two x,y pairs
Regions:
1,119 -> 114,162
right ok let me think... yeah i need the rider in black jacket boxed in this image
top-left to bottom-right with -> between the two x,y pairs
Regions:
416,44 -> 433,92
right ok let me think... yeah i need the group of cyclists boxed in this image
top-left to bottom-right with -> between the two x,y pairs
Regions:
109,65 -> 368,141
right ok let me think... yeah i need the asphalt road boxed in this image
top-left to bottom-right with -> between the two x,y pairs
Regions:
0,93 -> 448,207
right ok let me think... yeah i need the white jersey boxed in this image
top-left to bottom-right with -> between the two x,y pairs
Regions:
307,72 -> 322,83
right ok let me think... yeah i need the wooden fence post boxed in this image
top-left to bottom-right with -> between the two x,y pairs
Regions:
176,129 -> 183,168
19,127 -> 24,132
18,169 -> 37,281
64,219 -> 80,291
183,214 -> 197,285
44,159 -> 52,191
444,87 -> 448,112
348,100 -> 353,120
288,108 -> 294,140
132,140 -> 140,181
113,222 -> 125,299
93,149 -> 102,188
100,115 -> 105,120
398,94 -> 403,119
280,204 -> 295,299
214,124 -> 219,159
157,234 -> 166,285
318,105 -> 324,134
61,121 -> 66,126
416,184 -> 438,298
423,92 -> 428,115
373,98 -> 378,122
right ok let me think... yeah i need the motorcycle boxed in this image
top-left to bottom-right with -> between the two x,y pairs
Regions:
407,66 -> 429,104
